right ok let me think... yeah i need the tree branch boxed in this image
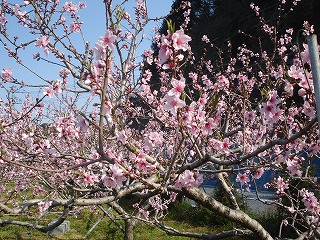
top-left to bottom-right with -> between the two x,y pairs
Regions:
178,187 -> 274,240
154,220 -> 253,239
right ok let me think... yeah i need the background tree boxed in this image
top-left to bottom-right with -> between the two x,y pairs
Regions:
146,0 -> 320,122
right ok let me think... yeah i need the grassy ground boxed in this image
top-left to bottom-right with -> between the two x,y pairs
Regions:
0,205 -> 279,240
0,215 -> 219,240
0,186 -> 221,239
0,189 -> 280,239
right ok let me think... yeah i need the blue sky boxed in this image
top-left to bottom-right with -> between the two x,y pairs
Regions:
0,0 -> 173,104
83,1 -> 173,49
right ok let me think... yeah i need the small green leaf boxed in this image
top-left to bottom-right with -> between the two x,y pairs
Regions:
79,149 -> 84,157
211,94 -> 220,109
84,62 -> 91,71
261,87 -> 269,98
166,19 -> 175,35
181,92 -> 186,102
115,5 -> 124,21
129,144 -> 137,153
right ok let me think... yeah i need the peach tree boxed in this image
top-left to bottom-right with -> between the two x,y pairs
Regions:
0,0 -> 319,239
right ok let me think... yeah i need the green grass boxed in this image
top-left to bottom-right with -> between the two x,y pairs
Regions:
0,216 -> 215,240
0,203 -> 257,240
0,188 -> 281,239
0,198 -> 283,240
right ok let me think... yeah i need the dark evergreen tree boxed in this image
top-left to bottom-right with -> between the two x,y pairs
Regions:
145,0 -> 320,104
131,0 -> 320,130
154,0 -> 320,60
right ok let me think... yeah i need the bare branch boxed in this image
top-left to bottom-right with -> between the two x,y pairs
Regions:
154,220 -> 253,239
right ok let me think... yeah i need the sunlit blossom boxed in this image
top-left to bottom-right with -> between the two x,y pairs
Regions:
98,30 -> 117,49
171,29 -> 191,51
236,172 -> 250,186
163,94 -> 185,115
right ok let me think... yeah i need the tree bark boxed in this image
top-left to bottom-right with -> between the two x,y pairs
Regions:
124,219 -> 135,240
182,187 -> 273,240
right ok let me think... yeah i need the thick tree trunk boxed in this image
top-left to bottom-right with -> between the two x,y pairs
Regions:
183,187 -> 273,240
124,219 -> 135,240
